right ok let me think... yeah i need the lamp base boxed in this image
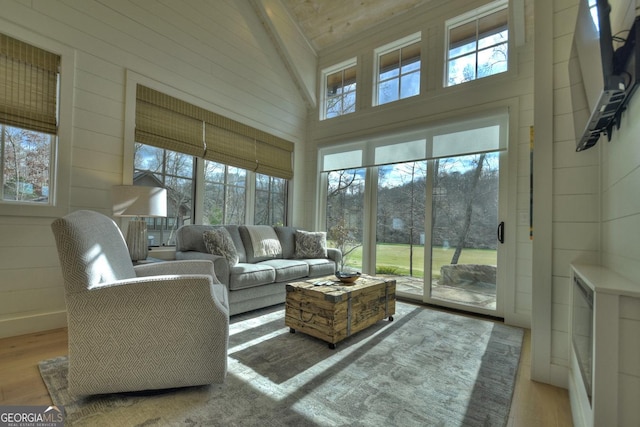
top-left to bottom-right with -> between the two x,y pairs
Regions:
126,219 -> 148,261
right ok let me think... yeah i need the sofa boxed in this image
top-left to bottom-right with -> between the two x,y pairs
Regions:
176,224 -> 342,315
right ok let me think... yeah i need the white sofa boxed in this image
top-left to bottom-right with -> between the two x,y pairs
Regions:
175,225 -> 342,315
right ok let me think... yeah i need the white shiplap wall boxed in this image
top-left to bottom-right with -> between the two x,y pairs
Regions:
0,0 -> 308,338
549,0 -> 640,413
601,66 -> 640,425
551,0 -> 601,375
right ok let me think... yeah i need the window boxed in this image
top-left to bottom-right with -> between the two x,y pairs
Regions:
321,59 -> 357,120
588,0 -> 598,30
131,84 -> 293,237
134,143 -> 194,246
1,34 -> 60,205
255,173 -> 287,226
374,33 -> 421,106
445,0 -> 509,87
204,161 -> 246,225
132,84 -> 293,237
319,109 -> 508,281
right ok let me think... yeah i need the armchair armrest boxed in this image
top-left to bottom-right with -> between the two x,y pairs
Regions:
134,259 -> 220,283
66,274 -> 229,394
175,251 -> 230,286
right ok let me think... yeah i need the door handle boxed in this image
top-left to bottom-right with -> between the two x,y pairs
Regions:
497,221 -> 505,244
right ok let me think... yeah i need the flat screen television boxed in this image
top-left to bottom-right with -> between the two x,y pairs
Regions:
569,0 -> 629,151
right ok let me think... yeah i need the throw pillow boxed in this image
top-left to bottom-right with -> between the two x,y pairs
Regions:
294,230 -> 327,259
203,228 -> 239,266
244,225 -> 282,259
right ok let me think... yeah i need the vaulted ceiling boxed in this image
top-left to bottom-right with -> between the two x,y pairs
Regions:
280,0 -> 437,51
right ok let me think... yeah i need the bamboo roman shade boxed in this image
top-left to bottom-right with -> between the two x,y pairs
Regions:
0,33 -> 60,135
136,85 -> 294,179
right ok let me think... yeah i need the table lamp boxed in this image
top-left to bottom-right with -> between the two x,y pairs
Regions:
112,185 -> 167,261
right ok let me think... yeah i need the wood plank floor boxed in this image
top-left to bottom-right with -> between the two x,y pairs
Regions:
0,322 -> 573,426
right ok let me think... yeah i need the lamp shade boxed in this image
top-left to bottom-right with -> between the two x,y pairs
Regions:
112,185 -> 167,217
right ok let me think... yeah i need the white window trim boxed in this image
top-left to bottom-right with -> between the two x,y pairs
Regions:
0,20 -> 74,218
444,0 -> 509,88
320,57 -> 357,121
372,32 -> 422,107
446,0 -> 508,29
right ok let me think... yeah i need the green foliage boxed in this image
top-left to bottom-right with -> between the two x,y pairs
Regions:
327,217 -> 362,270
376,266 -> 399,275
341,243 -> 496,279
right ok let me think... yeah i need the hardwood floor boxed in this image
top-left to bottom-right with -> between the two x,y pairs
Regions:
508,329 -> 574,426
0,328 -> 68,405
0,324 -> 573,426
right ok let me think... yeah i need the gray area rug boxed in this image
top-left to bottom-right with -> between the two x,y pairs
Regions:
39,302 -> 523,426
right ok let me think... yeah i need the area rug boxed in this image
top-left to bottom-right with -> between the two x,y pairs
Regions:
39,302 -> 523,426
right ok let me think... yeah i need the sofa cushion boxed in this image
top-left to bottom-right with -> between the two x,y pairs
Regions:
239,225 -> 282,263
228,263 -> 276,291
294,230 -> 327,259
304,258 -> 337,277
259,259 -> 309,282
222,225 -> 247,263
203,228 -> 239,266
273,226 -> 298,259
176,224 -> 246,263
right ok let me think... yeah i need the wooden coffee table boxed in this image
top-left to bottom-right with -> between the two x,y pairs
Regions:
285,275 -> 396,349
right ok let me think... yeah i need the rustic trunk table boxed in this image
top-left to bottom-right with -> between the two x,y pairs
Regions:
285,275 -> 396,349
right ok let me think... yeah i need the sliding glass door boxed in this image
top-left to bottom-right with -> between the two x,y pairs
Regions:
427,152 -> 502,314
319,110 -> 509,317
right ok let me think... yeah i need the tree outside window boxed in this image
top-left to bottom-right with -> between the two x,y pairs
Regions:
326,169 -> 365,270
203,160 -> 246,225
1,125 -> 53,203
376,38 -> 421,106
134,143 -> 194,245
255,173 -> 286,226
322,60 -> 357,120
446,1 -> 509,87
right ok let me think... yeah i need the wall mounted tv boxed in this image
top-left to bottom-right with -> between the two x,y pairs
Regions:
569,0 -> 638,152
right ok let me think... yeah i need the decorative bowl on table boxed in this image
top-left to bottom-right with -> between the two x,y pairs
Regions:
335,271 -> 361,284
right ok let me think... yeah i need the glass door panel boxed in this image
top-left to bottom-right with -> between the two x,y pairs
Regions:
326,168 -> 365,272
428,152 -> 500,313
376,161 -> 427,296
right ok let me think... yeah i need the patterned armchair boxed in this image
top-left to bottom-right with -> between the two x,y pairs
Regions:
51,210 -> 229,396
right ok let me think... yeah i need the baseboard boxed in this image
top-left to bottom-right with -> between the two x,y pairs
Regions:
0,310 -> 67,339
549,362 -> 569,389
504,311 -> 531,329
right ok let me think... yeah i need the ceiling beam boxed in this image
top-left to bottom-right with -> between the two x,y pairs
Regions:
250,0 -> 318,109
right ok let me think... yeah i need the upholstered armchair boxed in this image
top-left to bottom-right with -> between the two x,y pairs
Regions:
51,210 -> 229,396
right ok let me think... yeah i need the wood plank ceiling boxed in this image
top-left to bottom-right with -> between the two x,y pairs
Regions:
280,0 -> 437,51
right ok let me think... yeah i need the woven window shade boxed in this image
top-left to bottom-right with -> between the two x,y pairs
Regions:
256,140 -> 293,179
0,33 -> 60,135
136,85 -> 294,179
135,86 -> 205,157
204,124 -> 258,172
